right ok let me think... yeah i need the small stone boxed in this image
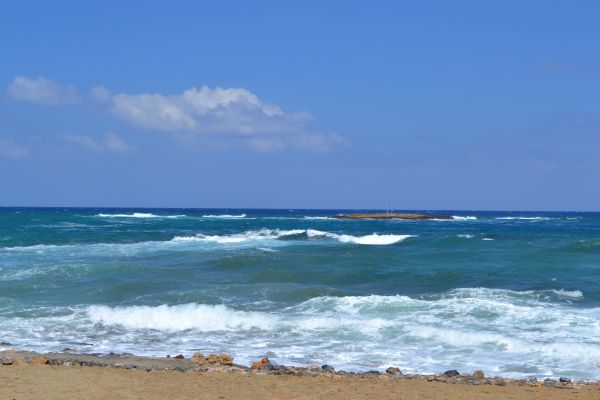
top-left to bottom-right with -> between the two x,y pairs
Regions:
166,355 -> 170,358
0,341 -> 12,346
218,353 -> 233,366
206,354 -> 219,364
559,377 -> 571,384
12,357 -> 27,366
473,370 -> 485,379
31,356 -> 48,365
386,367 -> 402,375
443,369 -> 460,377
251,357 -> 271,370
191,353 -> 206,364
543,379 -> 557,388
114,363 -> 125,369
1,360 -> 13,365
493,378 -> 506,386
321,365 -> 335,373
63,361 -> 73,367
174,354 -> 185,359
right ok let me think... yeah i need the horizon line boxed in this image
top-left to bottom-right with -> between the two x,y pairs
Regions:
0,206 -> 598,213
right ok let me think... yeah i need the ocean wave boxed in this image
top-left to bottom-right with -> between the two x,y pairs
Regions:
451,216 -> 478,221
172,229 -> 415,246
550,289 -> 583,299
202,214 -> 246,219
3,286 -> 598,379
337,234 -> 413,245
496,217 -> 551,221
457,234 -> 474,239
96,213 -> 185,219
87,303 -> 277,332
303,216 -> 331,220
1,228 -> 414,255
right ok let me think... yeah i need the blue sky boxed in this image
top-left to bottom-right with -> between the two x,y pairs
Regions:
1,1 -> 599,210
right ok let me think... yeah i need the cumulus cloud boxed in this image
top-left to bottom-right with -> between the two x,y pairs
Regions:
92,85 -> 346,152
7,75 -> 347,152
66,133 -> 134,154
0,138 -> 29,159
94,85 -> 307,133
7,76 -> 80,106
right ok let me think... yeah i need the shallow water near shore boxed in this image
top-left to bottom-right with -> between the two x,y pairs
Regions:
1,208 -> 600,379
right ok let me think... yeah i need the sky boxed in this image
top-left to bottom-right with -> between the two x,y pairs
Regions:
1,1 -> 599,211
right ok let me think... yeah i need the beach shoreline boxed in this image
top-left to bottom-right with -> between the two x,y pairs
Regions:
1,349 -> 599,399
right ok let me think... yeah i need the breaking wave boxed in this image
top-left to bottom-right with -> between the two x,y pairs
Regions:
172,229 -> 414,246
2,287 -> 596,379
496,217 -> 551,221
96,213 -> 185,219
87,303 -> 276,332
451,216 -> 478,221
202,214 -> 247,219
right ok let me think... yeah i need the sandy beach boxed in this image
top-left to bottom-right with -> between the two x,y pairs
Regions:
3,363 -> 599,400
1,350 -> 599,400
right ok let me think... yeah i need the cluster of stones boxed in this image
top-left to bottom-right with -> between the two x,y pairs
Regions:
0,350 -> 593,391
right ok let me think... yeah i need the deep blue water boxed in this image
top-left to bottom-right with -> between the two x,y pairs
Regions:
1,208 -> 599,379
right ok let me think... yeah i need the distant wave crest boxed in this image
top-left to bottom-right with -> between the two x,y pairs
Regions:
96,213 -> 185,219
202,214 -> 246,219
451,216 -> 478,221
172,229 -> 414,246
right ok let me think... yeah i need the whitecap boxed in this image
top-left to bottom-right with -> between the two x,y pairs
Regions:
496,217 -> 550,221
551,289 -> 583,299
87,303 -> 278,332
202,214 -> 246,219
96,213 -> 185,219
336,234 -> 414,245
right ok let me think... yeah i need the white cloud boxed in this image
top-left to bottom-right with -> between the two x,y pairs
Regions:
0,138 -> 29,159
94,85 -> 346,152
7,75 -> 347,152
98,85 -> 305,134
66,133 -> 134,154
7,76 -> 80,106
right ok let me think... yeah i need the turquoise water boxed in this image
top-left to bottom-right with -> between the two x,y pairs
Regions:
1,208 -> 599,379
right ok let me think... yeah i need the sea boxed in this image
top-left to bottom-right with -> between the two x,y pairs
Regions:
1,208 -> 599,380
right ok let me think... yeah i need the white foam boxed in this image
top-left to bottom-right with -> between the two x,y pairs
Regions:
451,216 -> 478,221
257,247 -> 278,252
96,213 -> 184,219
551,289 -> 583,299
87,304 -> 278,332
3,286 -> 598,379
303,216 -> 330,220
336,234 -> 414,245
496,217 -> 550,221
457,234 -> 474,239
171,229 -> 414,246
202,214 -> 246,219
